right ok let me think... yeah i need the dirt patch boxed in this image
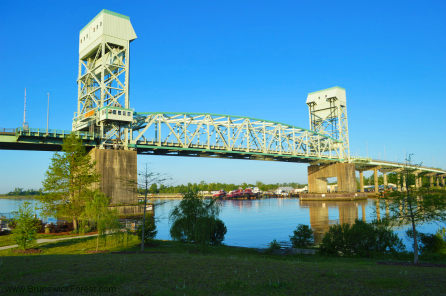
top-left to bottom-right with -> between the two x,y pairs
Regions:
12,248 -> 42,254
377,261 -> 446,268
111,251 -> 167,254
85,250 -> 110,254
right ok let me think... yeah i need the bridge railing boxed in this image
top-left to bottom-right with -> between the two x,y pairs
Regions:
350,156 -> 444,173
15,127 -> 96,140
0,128 -> 17,133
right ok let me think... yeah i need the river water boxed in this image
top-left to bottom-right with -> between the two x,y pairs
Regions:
1,197 -> 443,250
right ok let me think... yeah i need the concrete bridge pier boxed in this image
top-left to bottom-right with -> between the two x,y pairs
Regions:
403,174 -> 407,191
436,176 -> 440,187
374,167 -> 379,193
358,170 -> 365,192
415,172 -> 419,189
308,163 -> 356,193
430,175 -> 434,188
442,175 -> 445,187
89,148 -> 138,207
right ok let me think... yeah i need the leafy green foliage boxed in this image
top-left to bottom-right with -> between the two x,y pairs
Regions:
39,133 -> 100,230
82,192 -> 119,251
11,202 -> 39,250
406,228 -> 446,255
136,213 -> 158,244
320,219 -> 405,257
289,224 -> 314,248
169,191 -> 224,247
170,216 -> 227,245
268,239 -> 281,250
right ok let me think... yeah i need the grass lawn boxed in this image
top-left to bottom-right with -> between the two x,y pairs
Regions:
0,233 -> 96,247
1,234 -> 445,295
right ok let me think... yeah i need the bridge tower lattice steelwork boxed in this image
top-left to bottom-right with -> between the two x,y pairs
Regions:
73,10 -> 137,149
306,86 -> 350,160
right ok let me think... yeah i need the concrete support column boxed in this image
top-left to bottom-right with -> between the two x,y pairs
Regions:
89,148 -> 138,205
383,172 -> 388,189
374,167 -> 379,193
397,174 -> 401,191
430,175 -> 434,188
415,173 -> 419,189
308,163 -> 356,193
418,176 -> 422,188
442,175 -> 445,187
359,170 -> 364,192
436,177 -> 439,187
403,174 -> 406,191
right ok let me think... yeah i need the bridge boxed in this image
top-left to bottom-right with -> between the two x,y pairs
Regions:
1,9 -> 445,205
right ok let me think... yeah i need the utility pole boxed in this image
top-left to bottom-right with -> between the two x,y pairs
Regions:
46,93 -> 50,134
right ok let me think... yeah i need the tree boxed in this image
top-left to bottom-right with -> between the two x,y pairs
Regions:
11,202 -> 39,250
136,164 -> 171,251
82,191 -> 119,251
379,155 -> 446,263
169,191 -> 224,248
136,213 -> 158,245
290,224 -> 314,248
39,133 -> 100,230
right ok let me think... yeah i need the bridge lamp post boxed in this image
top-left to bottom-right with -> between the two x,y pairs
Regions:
46,93 -> 49,135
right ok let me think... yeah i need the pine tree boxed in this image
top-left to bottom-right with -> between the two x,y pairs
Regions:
39,133 -> 100,230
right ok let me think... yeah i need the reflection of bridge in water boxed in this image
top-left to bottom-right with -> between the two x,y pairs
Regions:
300,199 -> 369,243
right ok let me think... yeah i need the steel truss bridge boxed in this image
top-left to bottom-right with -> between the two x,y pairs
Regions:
0,111 -> 345,163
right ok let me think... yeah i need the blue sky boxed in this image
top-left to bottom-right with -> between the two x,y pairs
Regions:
1,0 -> 445,193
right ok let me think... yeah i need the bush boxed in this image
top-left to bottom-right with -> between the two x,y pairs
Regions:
11,202 -> 39,250
290,224 -> 314,248
406,228 -> 446,255
268,239 -> 281,250
320,219 -> 405,257
170,216 -> 227,245
136,214 -> 158,244
169,191 -> 224,248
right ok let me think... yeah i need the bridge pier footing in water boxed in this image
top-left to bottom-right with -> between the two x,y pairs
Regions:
308,163 -> 356,193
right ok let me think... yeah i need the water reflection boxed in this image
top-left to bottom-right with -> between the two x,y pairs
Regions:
300,200 -> 368,243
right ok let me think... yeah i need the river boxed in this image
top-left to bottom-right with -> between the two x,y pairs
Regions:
1,197 -> 443,250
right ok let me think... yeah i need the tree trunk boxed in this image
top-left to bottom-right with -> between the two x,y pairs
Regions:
412,219 -> 419,264
73,217 -> 78,231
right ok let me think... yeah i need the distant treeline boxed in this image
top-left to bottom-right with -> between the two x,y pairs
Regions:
3,187 -> 43,196
139,181 -> 307,194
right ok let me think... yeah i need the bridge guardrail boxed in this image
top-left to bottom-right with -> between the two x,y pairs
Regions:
15,127 -> 96,139
350,156 -> 444,172
0,128 -> 17,133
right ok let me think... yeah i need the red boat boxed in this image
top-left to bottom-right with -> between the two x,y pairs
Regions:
212,190 -> 226,199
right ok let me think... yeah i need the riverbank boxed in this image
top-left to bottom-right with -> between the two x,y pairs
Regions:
1,235 -> 445,295
0,195 -> 38,199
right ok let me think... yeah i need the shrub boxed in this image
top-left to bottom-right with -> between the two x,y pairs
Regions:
169,191 -> 224,248
406,228 -> 446,255
11,202 -> 39,250
170,216 -> 227,245
320,219 -> 405,257
290,224 -> 314,248
136,214 -> 158,244
268,239 -> 281,250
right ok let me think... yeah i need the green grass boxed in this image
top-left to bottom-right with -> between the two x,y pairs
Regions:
0,235 -> 445,295
0,233 -> 95,247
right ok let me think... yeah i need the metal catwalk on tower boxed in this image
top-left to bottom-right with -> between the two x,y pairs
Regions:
72,9 -> 137,149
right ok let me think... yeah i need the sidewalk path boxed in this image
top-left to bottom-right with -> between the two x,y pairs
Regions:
0,234 -> 97,251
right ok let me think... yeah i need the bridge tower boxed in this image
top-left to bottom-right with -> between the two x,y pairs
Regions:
306,87 -> 355,193
73,9 -> 137,150
72,10 -> 138,209
306,86 -> 350,160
